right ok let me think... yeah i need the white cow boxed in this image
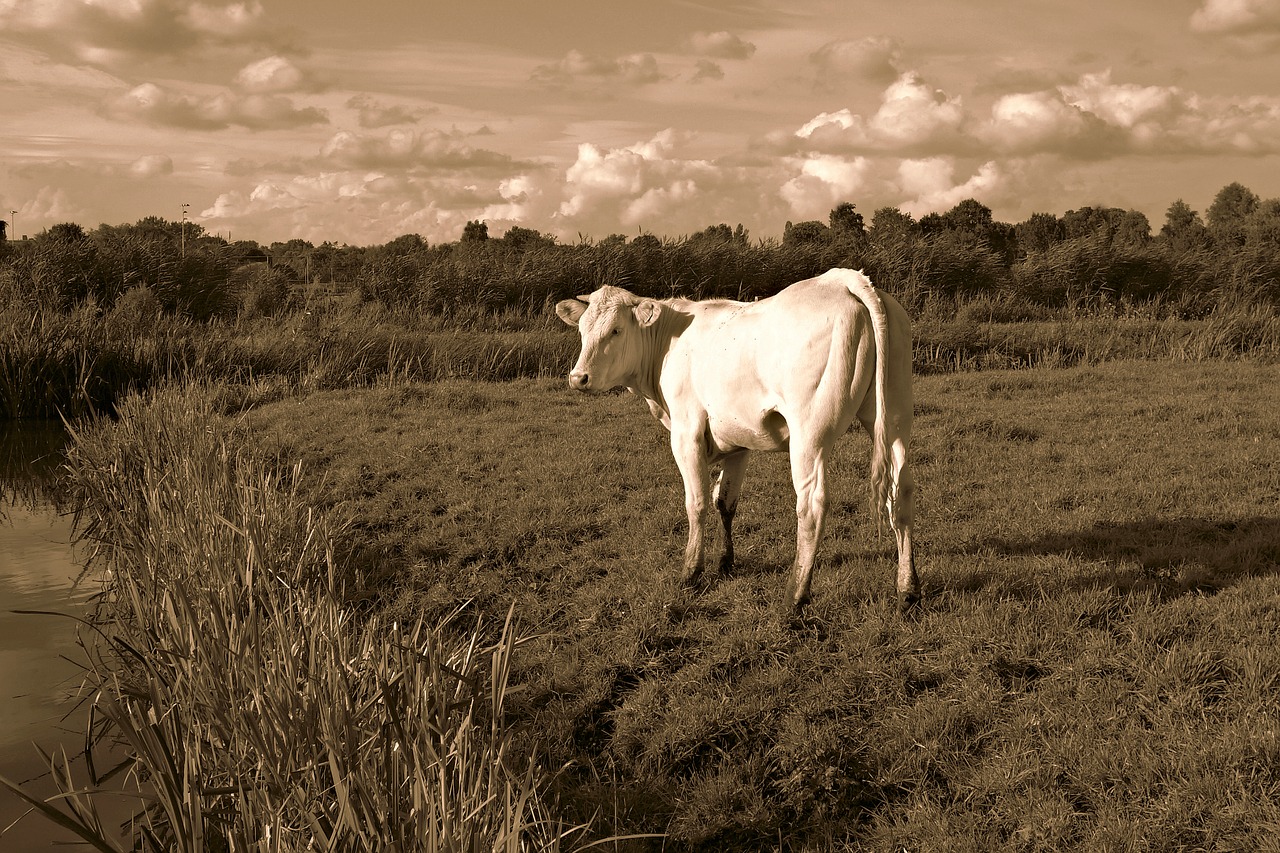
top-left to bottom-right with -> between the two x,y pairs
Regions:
556,268 -> 918,612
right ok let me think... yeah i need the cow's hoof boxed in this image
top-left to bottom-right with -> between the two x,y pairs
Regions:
898,589 -> 922,614
717,554 -> 735,575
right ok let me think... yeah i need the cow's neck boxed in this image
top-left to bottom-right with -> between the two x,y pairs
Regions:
626,299 -> 692,426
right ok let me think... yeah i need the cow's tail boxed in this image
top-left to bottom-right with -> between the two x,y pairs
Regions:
835,268 -> 893,533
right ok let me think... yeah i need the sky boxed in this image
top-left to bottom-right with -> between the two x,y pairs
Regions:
3,0 -> 1280,247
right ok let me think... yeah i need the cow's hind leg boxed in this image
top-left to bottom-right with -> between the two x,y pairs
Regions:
889,439 -> 920,611
786,435 -> 829,613
713,451 -> 749,574
859,406 -> 920,611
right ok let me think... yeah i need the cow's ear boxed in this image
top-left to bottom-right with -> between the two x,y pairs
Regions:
556,299 -> 588,326
633,299 -> 660,328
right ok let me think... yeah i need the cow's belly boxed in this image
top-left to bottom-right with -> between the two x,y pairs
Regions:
708,409 -> 789,454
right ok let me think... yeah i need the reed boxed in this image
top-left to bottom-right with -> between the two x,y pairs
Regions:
0,386 -> 575,851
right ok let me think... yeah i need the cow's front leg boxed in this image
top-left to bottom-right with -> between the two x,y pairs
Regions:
671,426 -> 711,585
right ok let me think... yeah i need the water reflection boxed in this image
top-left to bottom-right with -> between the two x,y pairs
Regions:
0,422 -> 93,846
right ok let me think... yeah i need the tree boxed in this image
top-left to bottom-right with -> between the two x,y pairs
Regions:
383,233 -> 428,255
1114,210 -> 1151,246
460,220 -> 489,242
688,223 -> 747,246
1207,182 -> 1261,247
869,207 -> 918,243
1207,182 -> 1260,229
945,198 -> 994,237
1160,199 -> 1209,251
829,202 -> 865,237
500,226 -> 555,250
47,222 -> 89,243
783,220 -> 831,245
1014,212 -> 1065,254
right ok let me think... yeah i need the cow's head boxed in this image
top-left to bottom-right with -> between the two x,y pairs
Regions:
555,286 -> 661,392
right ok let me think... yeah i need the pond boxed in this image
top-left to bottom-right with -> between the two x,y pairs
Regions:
0,422 -> 102,846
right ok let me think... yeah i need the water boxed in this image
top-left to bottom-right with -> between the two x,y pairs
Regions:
0,423 -> 104,847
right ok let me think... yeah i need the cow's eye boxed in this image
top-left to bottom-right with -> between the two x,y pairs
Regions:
611,328 -> 620,336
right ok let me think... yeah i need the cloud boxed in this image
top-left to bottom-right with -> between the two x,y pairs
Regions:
780,154 -> 873,216
1061,70 -> 1280,154
0,0 -> 280,66
896,158 -> 1006,216
106,81 -> 328,130
128,153 -> 174,178
970,70 -> 1280,158
317,128 -> 520,173
689,31 -> 756,60
691,59 -> 725,83
810,37 -> 904,86
981,90 -> 1120,155
791,72 -> 966,154
555,130 -> 776,232
200,166 -> 549,245
346,94 -> 433,128
531,50 -> 664,91
234,55 -> 319,93
1190,0 -> 1280,35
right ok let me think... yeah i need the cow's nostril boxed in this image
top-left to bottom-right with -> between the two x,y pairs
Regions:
570,372 -> 589,390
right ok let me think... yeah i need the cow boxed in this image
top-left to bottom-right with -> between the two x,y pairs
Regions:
555,268 -> 918,613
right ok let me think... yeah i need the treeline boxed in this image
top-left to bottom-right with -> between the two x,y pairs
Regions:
2,182 -> 1278,322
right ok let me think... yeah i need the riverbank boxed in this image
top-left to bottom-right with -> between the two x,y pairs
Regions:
16,359 -> 1280,850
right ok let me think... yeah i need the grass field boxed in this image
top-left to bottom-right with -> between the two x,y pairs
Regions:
222,359 -> 1280,850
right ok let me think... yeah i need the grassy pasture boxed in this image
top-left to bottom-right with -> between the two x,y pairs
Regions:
234,360 -> 1280,850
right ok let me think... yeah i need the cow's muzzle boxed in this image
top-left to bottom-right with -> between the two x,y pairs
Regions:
569,371 -> 590,391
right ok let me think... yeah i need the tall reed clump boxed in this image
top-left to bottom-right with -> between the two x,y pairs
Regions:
0,386 -> 570,851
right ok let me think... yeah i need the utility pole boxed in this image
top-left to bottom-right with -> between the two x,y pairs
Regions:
181,203 -> 190,257
10,210 -> 15,241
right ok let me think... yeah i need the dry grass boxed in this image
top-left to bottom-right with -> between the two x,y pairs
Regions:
6,358 -> 1279,850
235,360 -> 1280,850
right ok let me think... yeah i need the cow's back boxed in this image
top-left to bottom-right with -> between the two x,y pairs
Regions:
668,274 -> 876,452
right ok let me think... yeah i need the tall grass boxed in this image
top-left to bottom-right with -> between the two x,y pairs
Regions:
2,292 -> 1277,419
0,386 -> 574,851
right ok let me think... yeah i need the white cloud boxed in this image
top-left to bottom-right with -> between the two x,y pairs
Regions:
690,31 -> 756,60
128,153 -> 174,178
105,81 -> 327,130
317,128 -> 520,172
869,73 -> 966,147
896,158 -> 1006,216
1061,72 -> 1184,129
234,55 -> 316,93
791,72 -> 965,153
780,154 -> 872,217
810,37 -> 904,85
1061,70 -> 1280,154
21,185 -> 85,224
531,50 -> 664,90
0,0 -> 278,65
981,90 -> 1116,155
554,129 -> 782,235
345,94 -> 431,128
1190,0 -> 1280,35
200,168 -> 538,245
973,70 -> 1280,157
